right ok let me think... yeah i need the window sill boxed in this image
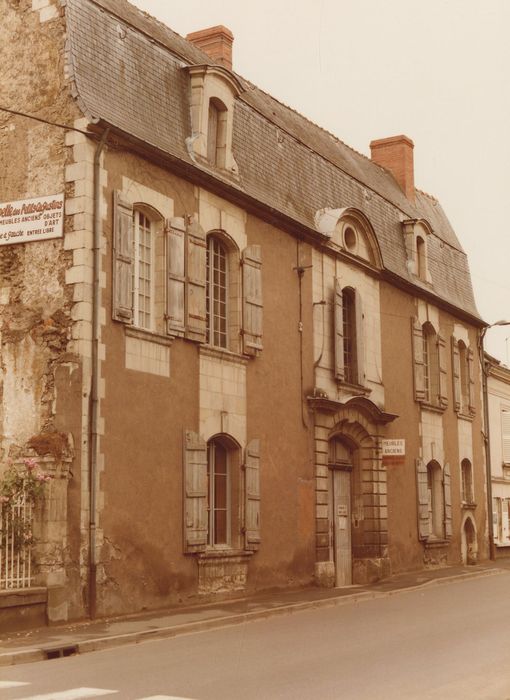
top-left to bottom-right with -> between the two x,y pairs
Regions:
200,345 -> 248,365
461,501 -> 477,510
424,538 -> 450,549
419,401 -> 446,414
456,411 -> 475,422
197,549 -> 254,561
125,325 -> 173,347
337,380 -> 371,397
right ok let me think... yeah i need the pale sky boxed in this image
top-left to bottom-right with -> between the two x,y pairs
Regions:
130,0 -> 510,363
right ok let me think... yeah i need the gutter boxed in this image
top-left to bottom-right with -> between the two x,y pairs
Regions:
89,127 -> 110,619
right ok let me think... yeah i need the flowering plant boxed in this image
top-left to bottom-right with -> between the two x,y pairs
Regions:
0,459 -> 52,551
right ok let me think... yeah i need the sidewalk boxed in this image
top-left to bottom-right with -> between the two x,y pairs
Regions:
1,560 -> 508,667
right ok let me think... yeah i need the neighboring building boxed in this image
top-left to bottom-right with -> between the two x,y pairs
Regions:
487,356 -> 510,555
0,0 -> 488,627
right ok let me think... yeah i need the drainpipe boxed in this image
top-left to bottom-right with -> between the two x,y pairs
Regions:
89,127 -> 110,619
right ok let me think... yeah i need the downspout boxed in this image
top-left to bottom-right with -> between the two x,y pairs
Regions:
89,127 -> 110,619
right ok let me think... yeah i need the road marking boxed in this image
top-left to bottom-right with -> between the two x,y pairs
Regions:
140,697 -> 198,700
15,689 -> 117,700
0,681 -> 30,689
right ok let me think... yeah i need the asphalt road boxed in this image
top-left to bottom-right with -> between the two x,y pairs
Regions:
2,572 -> 510,700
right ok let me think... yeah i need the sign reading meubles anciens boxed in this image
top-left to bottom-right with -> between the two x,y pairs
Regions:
0,194 -> 64,246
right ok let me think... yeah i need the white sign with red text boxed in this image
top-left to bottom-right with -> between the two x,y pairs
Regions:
0,193 -> 64,246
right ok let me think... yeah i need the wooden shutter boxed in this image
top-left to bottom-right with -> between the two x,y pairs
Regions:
112,191 -> 133,323
185,217 -> 207,343
354,288 -> 365,385
416,458 -> 430,541
183,430 -> 208,553
502,410 -> 510,464
242,245 -> 263,355
467,347 -> 476,416
334,278 -> 344,382
438,334 -> 448,409
443,462 -> 452,539
244,438 -> 261,550
165,217 -> 186,336
452,337 -> 461,412
411,318 -> 425,401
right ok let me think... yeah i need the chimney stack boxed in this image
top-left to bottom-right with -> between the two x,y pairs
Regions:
186,25 -> 234,71
370,135 -> 415,203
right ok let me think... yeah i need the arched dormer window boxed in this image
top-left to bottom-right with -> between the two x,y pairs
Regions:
416,235 -> 426,280
187,64 -> 243,176
207,97 -> 228,168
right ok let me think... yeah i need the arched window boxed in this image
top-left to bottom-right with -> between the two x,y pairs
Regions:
416,235 -> 426,279
132,208 -> 153,329
422,323 -> 439,404
206,235 -> 228,348
427,460 -> 444,539
342,287 -> 357,384
207,97 -> 228,168
461,458 -> 474,504
458,341 -> 469,412
206,435 -> 240,547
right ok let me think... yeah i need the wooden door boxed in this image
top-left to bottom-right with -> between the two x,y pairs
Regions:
333,469 -> 352,586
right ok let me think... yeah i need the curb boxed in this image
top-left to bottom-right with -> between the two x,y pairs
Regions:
0,567 -> 505,667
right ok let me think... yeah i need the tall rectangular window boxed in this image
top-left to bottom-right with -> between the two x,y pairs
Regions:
206,236 -> 228,348
207,440 -> 229,546
133,210 -> 152,330
342,288 -> 356,384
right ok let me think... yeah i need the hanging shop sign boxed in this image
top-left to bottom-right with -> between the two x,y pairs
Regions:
0,193 -> 64,246
382,439 -> 405,465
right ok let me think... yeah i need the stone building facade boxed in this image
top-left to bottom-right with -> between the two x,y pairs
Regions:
0,0 -> 488,627
487,357 -> 510,555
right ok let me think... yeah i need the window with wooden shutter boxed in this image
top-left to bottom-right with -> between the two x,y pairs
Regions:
183,430 -> 208,553
165,217 -> 186,336
244,438 -> 261,550
185,217 -> 207,343
112,191 -> 133,323
438,334 -> 448,409
452,337 -> 461,412
443,462 -> 452,539
502,410 -> 510,465
416,458 -> 431,541
241,245 -> 263,355
411,318 -> 425,402
354,288 -> 365,385
467,347 -> 476,416
334,278 -> 344,382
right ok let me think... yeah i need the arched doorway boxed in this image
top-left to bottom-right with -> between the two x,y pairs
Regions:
461,516 -> 477,565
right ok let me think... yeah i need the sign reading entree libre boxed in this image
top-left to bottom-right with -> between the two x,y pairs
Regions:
0,193 -> 64,246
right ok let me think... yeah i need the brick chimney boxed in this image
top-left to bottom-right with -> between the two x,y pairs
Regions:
370,135 -> 415,203
186,26 -> 234,71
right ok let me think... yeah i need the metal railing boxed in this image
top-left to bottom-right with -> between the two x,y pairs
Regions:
0,489 -> 33,589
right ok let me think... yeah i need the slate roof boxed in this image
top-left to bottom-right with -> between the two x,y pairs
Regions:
65,0 -> 480,320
